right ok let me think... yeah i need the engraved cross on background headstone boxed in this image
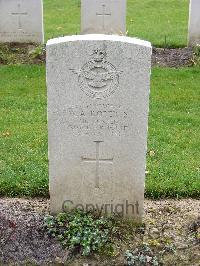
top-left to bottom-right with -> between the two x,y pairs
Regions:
82,141 -> 113,188
96,4 -> 111,30
11,3 -> 28,30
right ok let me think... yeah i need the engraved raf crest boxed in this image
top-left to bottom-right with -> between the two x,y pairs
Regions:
71,48 -> 120,99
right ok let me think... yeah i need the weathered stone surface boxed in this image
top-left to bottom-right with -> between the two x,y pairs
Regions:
188,0 -> 200,46
81,0 -> 126,35
0,0 -> 44,43
47,34 -> 152,219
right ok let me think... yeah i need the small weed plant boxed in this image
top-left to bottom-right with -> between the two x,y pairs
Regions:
28,45 -> 45,59
44,209 -> 116,256
125,242 -> 177,266
193,45 -> 200,66
125,244 -> 159,266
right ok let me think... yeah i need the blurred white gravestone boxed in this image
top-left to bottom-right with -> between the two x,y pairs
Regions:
188,0 -> 200,46
0,0 -> 44,43
81,0 -> 126,35
47,34 -> 152,219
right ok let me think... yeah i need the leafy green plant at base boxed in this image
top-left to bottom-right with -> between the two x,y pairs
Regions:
44,209 -> 117,256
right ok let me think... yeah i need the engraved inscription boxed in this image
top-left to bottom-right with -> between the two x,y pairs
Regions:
82,141 -> 113,188
11,3 -> 28,30
71,48 -> 120,99
0,32 -> 39,38
96,3 -> 111,30
52,103 -> 131,137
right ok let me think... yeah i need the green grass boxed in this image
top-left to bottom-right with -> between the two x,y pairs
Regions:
0,65 -> 48,196
0,65 -> 199,198
43,0 -> 189,47
147,67 -> 200,198
127,0 -> 189,47
43,0 -> 80,41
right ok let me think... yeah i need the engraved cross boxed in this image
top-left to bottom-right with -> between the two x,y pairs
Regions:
12,3 -> 28,30
96,4 -> 111,30
82,141 -> 113,188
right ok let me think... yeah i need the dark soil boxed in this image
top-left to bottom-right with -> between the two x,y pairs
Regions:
0,43 -> 196,67
0,198 -> 199,265
152,47 -> 194,67
0,198 -> 68,265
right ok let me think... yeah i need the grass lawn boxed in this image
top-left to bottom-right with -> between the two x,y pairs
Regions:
0,65 -> 199,198
43,0 -> 189,47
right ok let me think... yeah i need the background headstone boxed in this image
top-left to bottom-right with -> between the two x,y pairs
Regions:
81,0 -> 126,35
0,0 -> 44,43
47,35 -> 152,219
188,0 -> 200,46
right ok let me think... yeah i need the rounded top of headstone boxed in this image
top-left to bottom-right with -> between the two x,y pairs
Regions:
46,34 -> 151,49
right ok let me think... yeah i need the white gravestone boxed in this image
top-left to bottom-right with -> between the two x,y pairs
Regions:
0,0 -> 44,43
188,0 -> 200,46
81,0 -> 126,35
47,35 -> 152,219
